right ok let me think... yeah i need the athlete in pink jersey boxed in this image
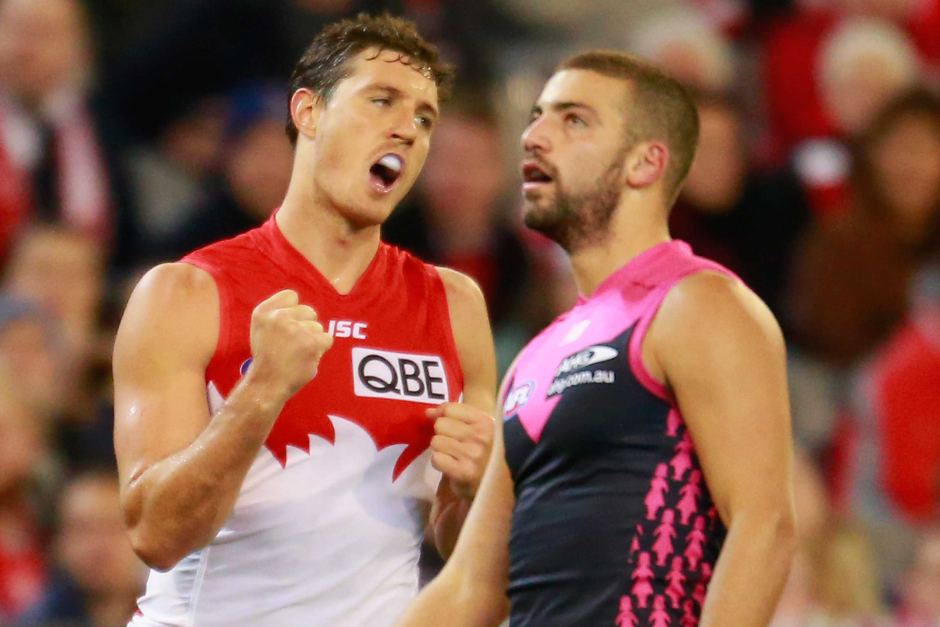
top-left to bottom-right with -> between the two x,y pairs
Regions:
113,15 -> 496,627
399,51 -> 795,626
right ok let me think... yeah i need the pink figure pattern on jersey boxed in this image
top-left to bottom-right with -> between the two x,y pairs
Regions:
677,470 -> 702,525
650,596 -> 671,627
670,433 -> 693,481
666,409 -> 681,437
665,556 -> 687,608
631,552 -> 655,609
630,524 -> 642,555
684,516 -> 706,571
645,464 -> 670,520
693,582 -> 707,607
615,595 -> 639,627
681,599 -> 698,627
653,510 -> 677,566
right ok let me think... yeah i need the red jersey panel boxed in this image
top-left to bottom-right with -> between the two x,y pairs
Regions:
183,214 -> 464,478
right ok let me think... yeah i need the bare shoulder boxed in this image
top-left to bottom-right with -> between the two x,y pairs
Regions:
434,266 -> 496,405
114,262 -> 220,371
126,262 -> 218,311
662,271 -> 781,339
435,266 -> 488,320
650,271 -> 785,367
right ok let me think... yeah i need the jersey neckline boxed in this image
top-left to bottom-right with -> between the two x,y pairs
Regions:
577,240 -> 691,305
252,210 -> 389,302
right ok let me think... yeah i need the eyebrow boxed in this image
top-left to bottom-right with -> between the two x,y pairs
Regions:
370,84 -> 439,120
530,101 -> 600,119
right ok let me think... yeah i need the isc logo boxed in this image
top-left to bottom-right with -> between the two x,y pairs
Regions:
352,347 -> 448,404
328,320 -> 368,339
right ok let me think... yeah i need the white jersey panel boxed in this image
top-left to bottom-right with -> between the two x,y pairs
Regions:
131,412 -> 441,627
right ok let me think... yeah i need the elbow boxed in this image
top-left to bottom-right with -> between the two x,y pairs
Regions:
728,506 -> 798,565
765,507 -> 799,568
128,526 -> 184,572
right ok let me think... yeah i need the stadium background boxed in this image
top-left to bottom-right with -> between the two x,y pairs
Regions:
1,0 -> 939,624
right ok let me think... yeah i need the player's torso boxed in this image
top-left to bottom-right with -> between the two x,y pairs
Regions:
501,241 -> 728,627
134,220 -> 462,627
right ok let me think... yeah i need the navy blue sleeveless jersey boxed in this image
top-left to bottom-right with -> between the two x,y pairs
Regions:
501,241 -> 732,626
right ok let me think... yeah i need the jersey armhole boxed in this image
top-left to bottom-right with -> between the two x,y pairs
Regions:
627,266 -> 741,403
627,284 -> 674,403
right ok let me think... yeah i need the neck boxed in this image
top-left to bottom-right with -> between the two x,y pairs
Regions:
277,170 -> 381,296
568,200 -> 671,296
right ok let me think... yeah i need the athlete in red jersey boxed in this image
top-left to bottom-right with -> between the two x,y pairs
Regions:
112,15 -> 496,627
398,51 -> 795,627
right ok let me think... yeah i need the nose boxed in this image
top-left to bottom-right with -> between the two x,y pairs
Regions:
390,108 -> 418,146
521,115 -> 551,154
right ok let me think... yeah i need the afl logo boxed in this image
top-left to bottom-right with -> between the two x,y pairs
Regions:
352,347 -> 448,404
503,380 -> 535,416
239,358 -> 253,376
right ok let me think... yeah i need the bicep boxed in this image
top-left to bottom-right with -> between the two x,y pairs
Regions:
652,275 -> 794,522
113,264 -> 219,492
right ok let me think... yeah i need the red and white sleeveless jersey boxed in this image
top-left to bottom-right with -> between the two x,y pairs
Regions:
131,215 -> 463,627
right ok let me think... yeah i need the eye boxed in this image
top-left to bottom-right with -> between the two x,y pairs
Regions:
372,97 -> 391,107
416,115 -> 433,129
565,113 -> 587,128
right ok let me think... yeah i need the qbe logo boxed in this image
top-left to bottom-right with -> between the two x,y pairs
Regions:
352,347 -> 449,405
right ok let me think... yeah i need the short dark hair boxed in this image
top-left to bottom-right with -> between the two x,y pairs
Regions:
556,51 -> 699,206
285,13 -> 455,145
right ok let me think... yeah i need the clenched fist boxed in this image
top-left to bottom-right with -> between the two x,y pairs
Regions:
248,289 -> 333,399
426,402 -> 495,501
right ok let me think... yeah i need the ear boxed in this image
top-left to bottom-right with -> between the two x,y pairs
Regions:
624,141 -> 669,190
290,88 -> 323,141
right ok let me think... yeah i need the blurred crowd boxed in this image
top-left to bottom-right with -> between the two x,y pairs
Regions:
1,0 -> 939,625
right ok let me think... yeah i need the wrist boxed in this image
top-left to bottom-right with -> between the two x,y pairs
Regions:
238,365 -> 292,415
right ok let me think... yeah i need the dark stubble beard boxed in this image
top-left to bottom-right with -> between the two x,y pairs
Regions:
523,147 -> 628,253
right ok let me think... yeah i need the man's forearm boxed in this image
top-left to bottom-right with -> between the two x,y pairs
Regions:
125,372 -> 288,570
431,491 -> 472,558
700,513 -> 796,627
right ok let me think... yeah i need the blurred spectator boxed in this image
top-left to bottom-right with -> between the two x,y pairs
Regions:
842,265 -> 940,589
785,87 -> 940,448
149,86 -> 292,261
0,377 -> 52,623
17,470 -> 145,627
628,5 -> 737,92
762,2 -> 929,169
0,0 -> 137,269
670,92 -> 811,313
126,96 -> 228,239
383,89 -> 531,337
3,224 -> 105,372
0,295 -> 67,419
2,224 -> 116,470
794,16 -> 920,217
818,16 -> 920,139
896,528 -> 940,626
813,521 -> 888,624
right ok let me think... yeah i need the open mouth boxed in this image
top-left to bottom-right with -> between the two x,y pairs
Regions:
522,161 -> 554,185
370,154 -> 404,193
